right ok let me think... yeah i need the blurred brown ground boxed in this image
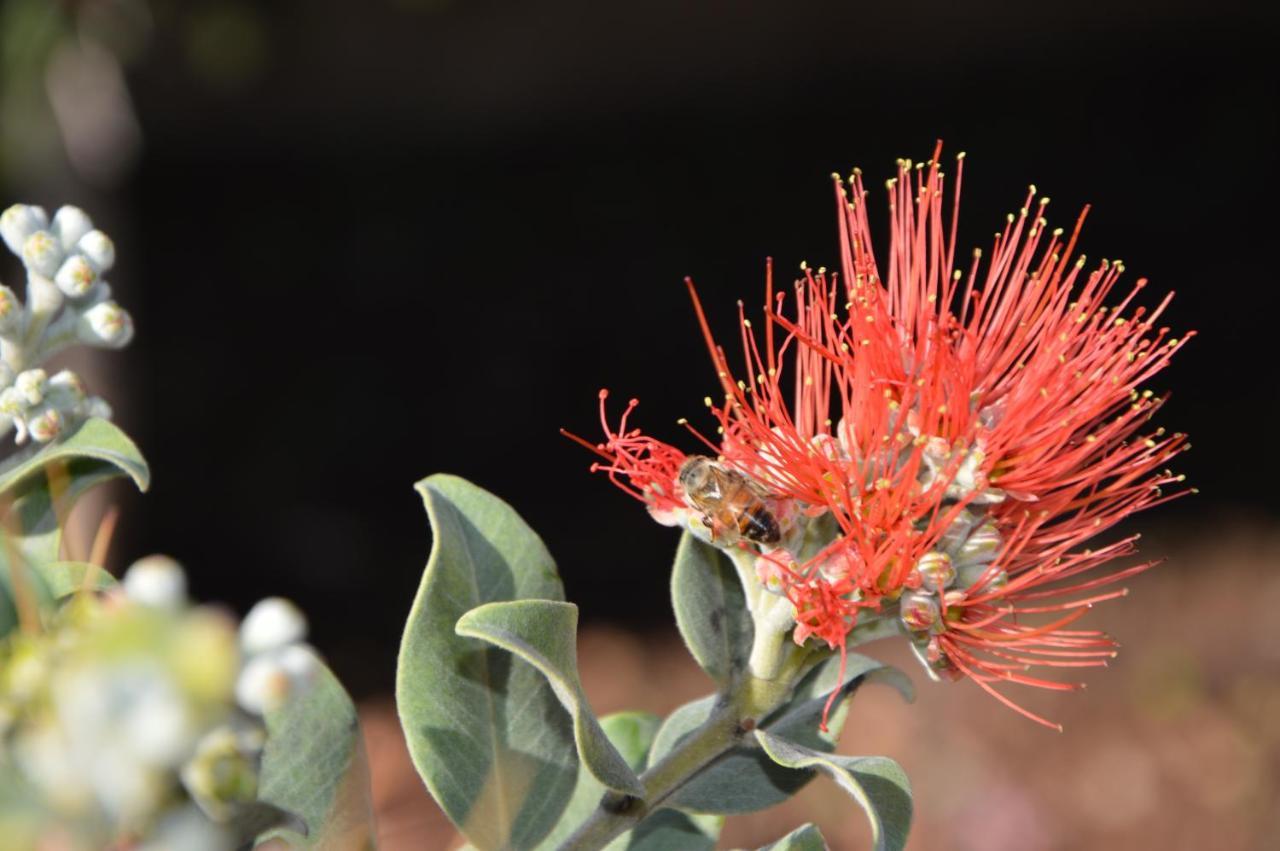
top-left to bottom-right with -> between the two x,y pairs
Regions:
360,518 -> 1280,850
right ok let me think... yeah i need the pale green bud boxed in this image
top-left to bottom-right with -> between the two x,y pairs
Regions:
899,590 -> 941,632
22,230 -> 62,278
54,253 -> 99,298
77,300 -> 134,347
179,725 -> 260,822
0,204 -> 48,255
77,229 -> 115,272
123,555 -> 188,609
957,561 -> 1008,594
914,551 -> 955,593
240,597 -> 308,657
957,521 -> 1002,566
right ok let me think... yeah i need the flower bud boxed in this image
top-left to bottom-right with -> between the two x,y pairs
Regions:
52,206 -> 94,251
180,726 -> 260,822
77,300 -> 134,347
914,551 -> 955,592
54,254 -> 98,298
240,597 -> 308,656
0,285 -> 22,336
77,229 -> 115,271
123,556 -> 188,609
0,386 -> 22,416
22,230 -> 63,278
957,521 -> 1002,566
899,590 -> 940,632
14,369 -> 46,405
235,642 -> 322,716
26,405 -> 64,442
957,562 -> 1008,595
0,204 -> 48,256
47,369 -> 85,400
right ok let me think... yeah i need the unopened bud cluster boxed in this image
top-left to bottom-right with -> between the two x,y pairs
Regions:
0,556 -> 320,849
900,508 -> 1007,681
0,203 -> 133,445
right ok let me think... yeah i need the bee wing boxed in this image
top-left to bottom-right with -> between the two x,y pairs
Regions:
702,463 -> 740,501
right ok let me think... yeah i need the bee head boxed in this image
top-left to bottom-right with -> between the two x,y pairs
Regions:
677,455 -> 713,494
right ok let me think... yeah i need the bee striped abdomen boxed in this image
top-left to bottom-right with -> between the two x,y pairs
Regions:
740,506 -> 781,544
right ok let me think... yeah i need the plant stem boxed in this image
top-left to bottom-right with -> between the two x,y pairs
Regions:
556,677 -> 782,851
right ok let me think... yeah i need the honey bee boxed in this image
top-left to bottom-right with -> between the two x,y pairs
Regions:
678,455 -> 782,546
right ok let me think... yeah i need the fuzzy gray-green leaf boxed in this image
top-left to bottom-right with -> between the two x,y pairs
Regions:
670,532 -> 752,688
649,652 -> 911,814
0,418 -> 149,569
396,474 -> 576,851
455,599 -> 643,797
254,660 -> 376,849
758,823 -> 829,851
755,731 -> 912,851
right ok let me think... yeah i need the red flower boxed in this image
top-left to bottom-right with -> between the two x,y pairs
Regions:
568,142 -> 1191,729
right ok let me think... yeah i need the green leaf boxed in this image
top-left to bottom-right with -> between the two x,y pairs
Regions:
755,731 -> 912,851
599,711 -> 662,770
0,418 -> 150,496
670,532 -> 752,688
253,660 -> 376,849
648,652 -> 911,814
456,599 -> 643,797
758,823 -> 829,851
0,418 -> 149,568
36,560 -> 116,598
535,712 -> 721,851
396,474 -> 576,851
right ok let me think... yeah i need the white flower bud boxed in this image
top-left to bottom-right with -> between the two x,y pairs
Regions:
123,555 -> 188,609
54,253 -> 98,298
47,369 -> 85,398
235,654 -> 290,715
77,229 -> 116,272
77,300 -> 134,347
26,406 -> 64,442
0,204 -> 48,256
52,206 -> 94,251
0,362 -> 13,389
0,386 -> 22,415
240,597 -> 308,656
235,644 -> 321,716
275,643 -> 321,684
0,285 -> 22,336
14,369 -> 46,405
22,230 -> 63,277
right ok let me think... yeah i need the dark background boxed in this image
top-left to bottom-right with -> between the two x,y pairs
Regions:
3,0 -> 1277,699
